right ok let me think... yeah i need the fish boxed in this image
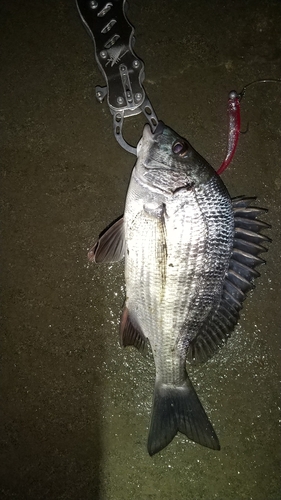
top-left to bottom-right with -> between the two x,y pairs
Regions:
88,121 -> 270,456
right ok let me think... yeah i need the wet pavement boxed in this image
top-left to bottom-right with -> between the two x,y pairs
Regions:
1,0 -> 280,499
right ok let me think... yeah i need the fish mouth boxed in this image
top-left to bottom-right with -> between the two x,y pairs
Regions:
137,121 -> 164,156
143,121 -> 165,141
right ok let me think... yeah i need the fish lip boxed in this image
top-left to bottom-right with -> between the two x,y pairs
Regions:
143,121 -> 165,141
137,121 -> 165,157
137,122 -> 160,157
153,121 -> 165,136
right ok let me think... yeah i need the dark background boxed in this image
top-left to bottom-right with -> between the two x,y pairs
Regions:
1,1 -> 280,499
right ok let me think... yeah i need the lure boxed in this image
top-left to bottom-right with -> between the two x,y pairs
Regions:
217,78 -> 281,176
216,90 -> 241,175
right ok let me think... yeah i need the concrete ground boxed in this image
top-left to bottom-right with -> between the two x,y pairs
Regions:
1,0 -> 280,499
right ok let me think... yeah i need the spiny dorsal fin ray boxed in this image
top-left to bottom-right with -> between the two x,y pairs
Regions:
234,217 -> 270,231
234,227 -> 271,244
187,196 -> 270,365
231,248 -> 265,267
233,238 -> 268,255
233,207 -> 268,218
231,196 -> 257,207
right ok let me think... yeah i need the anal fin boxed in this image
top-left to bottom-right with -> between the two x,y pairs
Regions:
120,306 -> 148,354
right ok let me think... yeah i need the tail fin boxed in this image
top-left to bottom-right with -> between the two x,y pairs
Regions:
147,377 -> 220,456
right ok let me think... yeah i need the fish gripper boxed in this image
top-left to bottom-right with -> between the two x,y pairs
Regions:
76,0 -> 158,155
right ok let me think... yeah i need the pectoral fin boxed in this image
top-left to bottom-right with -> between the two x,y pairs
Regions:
88,216 -> 125,263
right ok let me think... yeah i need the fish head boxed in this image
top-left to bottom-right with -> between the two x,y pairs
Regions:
135,122 -> 215,195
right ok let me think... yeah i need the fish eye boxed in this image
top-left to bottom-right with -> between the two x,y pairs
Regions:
172,140 -> 189,157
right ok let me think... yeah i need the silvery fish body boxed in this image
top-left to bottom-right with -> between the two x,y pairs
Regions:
89,122 -> 269,455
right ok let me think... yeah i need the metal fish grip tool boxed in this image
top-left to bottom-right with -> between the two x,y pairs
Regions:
76,0 -> 158,155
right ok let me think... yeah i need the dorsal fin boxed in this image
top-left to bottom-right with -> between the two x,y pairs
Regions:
187,196 -> 270,364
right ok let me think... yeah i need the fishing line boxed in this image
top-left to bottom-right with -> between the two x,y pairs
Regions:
239,78 -> 281,98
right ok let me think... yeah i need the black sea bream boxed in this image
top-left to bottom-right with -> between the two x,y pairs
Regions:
88,122 -> 270,455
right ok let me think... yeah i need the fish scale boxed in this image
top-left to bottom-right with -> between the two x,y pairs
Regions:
125,177 -> 233,382
183,181 -> 234,337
